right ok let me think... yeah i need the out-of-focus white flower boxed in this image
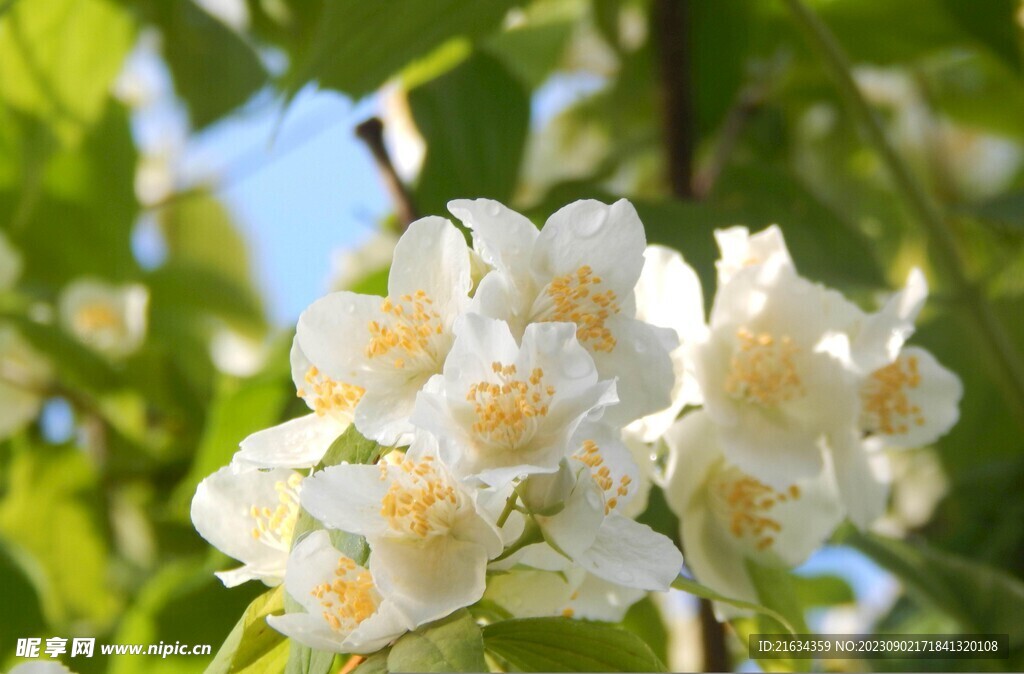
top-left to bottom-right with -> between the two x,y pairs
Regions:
194,0 -> 250,31
483,566 -> 645,622
0,326 -> 54,440
713,225 -> 794,287
300,435 -> 502,627
0,231 -> 23,290
449,198 -> 678,426
59,279 -> 149,359
411,314 -> 617,487
381,87 -> 426,184
267,530 -> 413,654
191,464 -> 304,587
9,662 -> 77,674
689,255 -> 862,487
296,216 -> 474,445
871,446 -> 949,538
210,326 -> 268,377
663,411 -> 844,618
330,230 -> 399,293
627,244 -> 705,441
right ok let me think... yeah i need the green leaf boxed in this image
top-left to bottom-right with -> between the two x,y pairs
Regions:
290,0 -> 516,98
320,424 -> 383,468
0,0 -> 135,146
0,536 -> 47,659
934,0 -> 1022,76
409,51 -> 530,218
482,617 -> 667,672
620,595 -> 669,666
793,574 -> 855,607
387,609 -> 487,673
842,529 -> 1024,652
671,576 -> 797,635
963,190 -> 1024,229
485,17 -> 574,90
148,0 -> 267,129
355,651 -> 390,674
744,561 -> 810,672
205,586 -> 287,674
285,642 -> 335,674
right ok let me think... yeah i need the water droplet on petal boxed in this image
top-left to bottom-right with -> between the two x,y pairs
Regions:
346,303 -> 356,314
615,569 -> 635,585
487,203 -> 501,217
634,340 -> 647,354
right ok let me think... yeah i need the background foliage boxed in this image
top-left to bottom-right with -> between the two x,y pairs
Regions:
1,0 -> 1024,672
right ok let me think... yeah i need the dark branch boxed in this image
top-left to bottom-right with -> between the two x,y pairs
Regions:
354,117 -> 419,229
652,0 -> 698,199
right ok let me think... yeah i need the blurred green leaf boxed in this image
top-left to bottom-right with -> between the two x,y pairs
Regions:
149,0 -> 267,129
483,617 -> 666,672
387,609 -> 487,673
745,560 -> 810,672
843,529 -> 1024,655
671,575 -> 797,635
793,573 -> 855,607
0,536 -> 48,659
290,0 -> 516,98
0,0 -> 135,146
963,190 -> 1024,229
410,52 -> 530,217
205,586 -> 286,674
355,651 -> 389,674
620,595 -> 669,666
934,0 -> 1022,76
485,18 -> 574,90
1,313 -> 121,393
0,442 -> 120,629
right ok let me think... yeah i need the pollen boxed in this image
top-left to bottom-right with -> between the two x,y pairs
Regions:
310,556 -> 380,633
715,473 -> 802,553
74,303 -> 121,331
467,364 -> 554,449
861,355 -> 924,435
379,457 -> 459,539
250,472 -> 303,550
724,328 -> 806,406
365,290 -> 443,366
299,366 -> 365,417
540,265 -> 621,353
573,439 -> 631,514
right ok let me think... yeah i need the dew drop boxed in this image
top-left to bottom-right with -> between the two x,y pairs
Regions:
487,202 -> 501,217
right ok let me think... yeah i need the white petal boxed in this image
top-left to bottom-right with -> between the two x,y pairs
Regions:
370,536 -> 488,628
851,268 -> 928,373
300,464 -> 391,539
571,422 -> 641,514
388,216 -> 472,317
635,245 -> 705,344
483,568 -> 576,618
662,411 -> 727,518
831,431 -> 889,528
533,199 -> 647,297
576,514 -> 683,591
235,413 -> 347,469
714,225 -> 794,286
680,501 -> 758,621
354,386 -> 418,447
296,291 -> 382,382
534,469 -> 606,560
589,317 -> 677,426
767,463 -> 845,567
567,573 -> 646,622
448,198 -> 538,276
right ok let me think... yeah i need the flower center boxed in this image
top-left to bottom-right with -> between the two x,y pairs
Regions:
250,473 -> 303,551
861,354 -> 924,435
74,303 -> 121,332
379,456 -> 459,539
467,363 -> 555,450
366,290 -> 444,371
298,366 -> 365,417
310,556 -> 380,633
534,265 -> 620,353
573,439 -> 632,514
713,471 -> 801,552
724,328 -> 806,406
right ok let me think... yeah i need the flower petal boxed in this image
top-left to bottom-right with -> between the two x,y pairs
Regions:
589,316 -> 676,426
387,216 -> 472,317
851,268 -> 928,373
830,431 -> 889,528
299,464 -> 391,539
575,514 -> 683,591
448,198 -> 538,277
235,413 -> 347,469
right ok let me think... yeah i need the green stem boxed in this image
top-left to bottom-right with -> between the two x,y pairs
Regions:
780,0 -> 1024,427
496,491 -> 518,528
492,519 -> 543,563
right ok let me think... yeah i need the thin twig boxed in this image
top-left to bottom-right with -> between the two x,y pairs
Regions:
652,0 -> 698,199
355,117 -> 419,229
780,0 -> 1024,428
693,85 -> 766,199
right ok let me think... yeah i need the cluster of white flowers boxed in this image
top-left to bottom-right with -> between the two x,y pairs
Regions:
191,199 -> 962,652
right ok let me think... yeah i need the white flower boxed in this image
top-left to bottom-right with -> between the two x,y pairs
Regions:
663,411 -> 844,618
714,225 -> 793,286
191,464 -> 304,587
235,339 -> 355,469
0,325 -> 53,440
627,244 -> 705,442
410,314 -> 618,487
448,198 -> 678,426
299,435 -> 503,628
484,567 -> 644,622
9,663 -> 77,674
296,216 -> 473,445
267,530 -> 412,654
330,230 -> 399,292
502,428 -> 683,592
0,231 -> 23,290
59,279 -> 149,359
210,326 -> 268,377
689,256 -> 862,487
